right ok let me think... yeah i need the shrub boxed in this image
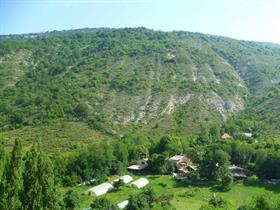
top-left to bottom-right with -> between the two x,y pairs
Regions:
113,179 -> 125,190
208,194 -> 228,209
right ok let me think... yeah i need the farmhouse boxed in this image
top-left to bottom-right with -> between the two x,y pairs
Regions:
169,155 -> 197,180
131,178 -> 149,188
229,165 -> 254,179
86,182 -> 113,196
169,155 -> 197,173
127,158 -> 148,171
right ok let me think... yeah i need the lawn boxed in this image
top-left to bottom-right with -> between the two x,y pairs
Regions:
61,174 -> 280,210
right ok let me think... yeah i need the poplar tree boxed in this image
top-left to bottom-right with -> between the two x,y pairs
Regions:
0,139 -> 23,210
0,135 -> 5,181
21,141 -> 59,210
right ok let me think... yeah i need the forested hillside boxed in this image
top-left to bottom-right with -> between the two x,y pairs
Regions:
1,28 -> 280,210
1,28 -> 280,150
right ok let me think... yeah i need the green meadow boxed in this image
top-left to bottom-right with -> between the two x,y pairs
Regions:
61,175 -> 280,210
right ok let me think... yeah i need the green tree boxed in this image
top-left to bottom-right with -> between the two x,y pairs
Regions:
252,196 -> 271,210
197,127 -> 211,145
153,135 -> 183,156
128,145 -> 148,162
127,188 -> 155,210
219,170 -> 233,191
90,198 -> 115,210
63,190 -> 80,210
73,103 -> 89,120
148,153 -> 169,174
0,139 -> 23,210
21,141 -> 59,210
209,125 -> 221,142
258,152 -> 280,179
0,135 -> 5,180
199,149 -> 230,181
113,179 -> 124,190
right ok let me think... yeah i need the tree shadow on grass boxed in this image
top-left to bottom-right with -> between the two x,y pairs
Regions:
172,179 -> 212,189
210,179 -> 280,194
147,175 -> 161,180
243,180 -> 280,194
210,185 -> 230,193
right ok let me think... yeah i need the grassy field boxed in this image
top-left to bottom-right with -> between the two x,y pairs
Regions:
3,121 -> 109,153
61,174 -> 280,210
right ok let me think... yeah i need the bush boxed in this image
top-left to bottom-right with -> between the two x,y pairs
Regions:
208,194 -> 228,209
90,198 -> 117,210
178,187 -> 199,198
158,182 -> 167,188
73,103 -> 89,120
156,194 -> 174,207
219,172 -> 233,191
113,179 -> 125,190
245,175 -> 258,185
186,170 -> 200,181
63,175 -> 79,187
238,194 -> 280,210
178,190 -> 195,198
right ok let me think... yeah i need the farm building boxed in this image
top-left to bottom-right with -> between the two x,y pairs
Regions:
127,158 -> 148,171
117,200 -> 129,209
169,155 -> 197,173
113,175 -> 133,184
86,182 -> 113,196
229,165 -> 254,179
265,179 -> 280,185
222,133 -> 232,139
169,155 -> 197,180
244,132 -> 253,138
131,178 -> 149,188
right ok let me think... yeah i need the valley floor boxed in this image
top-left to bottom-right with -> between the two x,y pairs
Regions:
60,174 -> 280,210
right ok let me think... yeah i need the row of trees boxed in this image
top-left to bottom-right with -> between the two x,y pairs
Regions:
0,137 -> 84,210
0,137 -> 91,210
54,134 -> 151,186
0,138 -> 59,209
51,131 -> 280,190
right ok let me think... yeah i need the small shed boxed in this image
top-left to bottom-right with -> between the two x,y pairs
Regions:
265,179 -> 280,185
169,155 -> 185,163
87,182 -> 113,196
131,178 -> 149,189
113,175 -> 133,184
127,159 -> 148,171
222,133 -> 232,139
117,200 -> 129,209
244,132 -> 253,138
